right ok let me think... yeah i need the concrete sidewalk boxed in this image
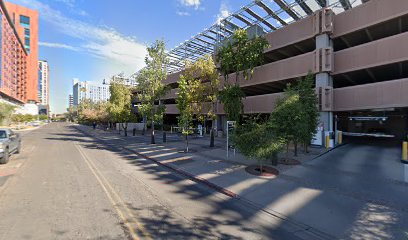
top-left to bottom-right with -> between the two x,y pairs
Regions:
76,124 -> 408,240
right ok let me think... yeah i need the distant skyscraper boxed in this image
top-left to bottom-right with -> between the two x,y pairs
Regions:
0,0 -> 28,104
72,79 -> 110,106
111,73 -> 137,87
68,94 -> 73,108
5,1 -> 39,103
38,60 -> 49,105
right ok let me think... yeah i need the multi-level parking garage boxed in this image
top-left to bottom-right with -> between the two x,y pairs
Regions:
136,0 -> 408,144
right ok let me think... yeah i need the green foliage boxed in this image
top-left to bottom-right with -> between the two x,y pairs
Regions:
295,73 -> 319,146
270,94 -> 305,148
0,102 -> 16,125
216,29 -> 269,122
11,114 -> 36,123
270,73 -> 319,155
193,55 -> 220,121
176,72 -> 194,136
219,85 -> 245,122
11,114 -> 25,124
216,29 -> 269,82
136,39 -> 169,139
108,79 -> 134,126
39,115 -> 49,121
233,119 -> 284,167
66,106 -> 78,122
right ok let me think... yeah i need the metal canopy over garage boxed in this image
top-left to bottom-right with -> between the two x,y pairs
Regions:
165,0 -> 366,73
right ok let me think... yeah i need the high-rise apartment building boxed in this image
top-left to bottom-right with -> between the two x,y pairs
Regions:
38,60 -> 49,105
0,0 -> 27,103
111,74 -> 137,87
5,1 -> 38,103
72,79 -> 110,106
68,94 -> 73,108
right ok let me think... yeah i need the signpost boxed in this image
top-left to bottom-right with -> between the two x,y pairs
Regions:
226,121 -> 236,159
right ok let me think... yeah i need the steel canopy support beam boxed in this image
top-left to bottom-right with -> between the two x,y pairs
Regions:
201,34 -> 217,41
315,0 -> 326,7
273,0 -> 300,20
295,0 -> 313,15
255,0 -> 287,26
195,37 -> 215,46
232,14 -> 252,25
222,19 -> 241,31
209,29 -> 225,38
339,0 -> 352,10
244,7 -> 276,30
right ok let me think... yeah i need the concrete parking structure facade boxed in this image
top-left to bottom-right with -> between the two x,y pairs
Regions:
153,0 -> 408,142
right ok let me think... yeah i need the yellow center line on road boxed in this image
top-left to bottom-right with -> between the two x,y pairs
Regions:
75,144 -> 152,240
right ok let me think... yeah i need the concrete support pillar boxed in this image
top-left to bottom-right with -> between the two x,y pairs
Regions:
315,32 -> 334,133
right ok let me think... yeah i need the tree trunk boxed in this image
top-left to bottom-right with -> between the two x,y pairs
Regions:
271,152 -> 278,166
142,116 -> 146,135
185,134 -> 189,153
304,141 -> 309,154
151,119 -> 155,144
294,141 -> 298,157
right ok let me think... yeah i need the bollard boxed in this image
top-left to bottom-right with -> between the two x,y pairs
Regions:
133,128 -> 136,136
326,135 -> 330,150
163,131 -> 167,143
402,141 -> 408,163
338,131 -> 343,145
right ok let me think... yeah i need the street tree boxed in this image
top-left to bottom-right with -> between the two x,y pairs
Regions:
176,60 -> 207,152
183,55 -> 220,147
66,106 -> 78,122
270,73 -> 318,156
11,114 -> 25,124
137,40 -> 169,144
77,99 -> 94,123
39,115 -> 49,121
0,103 -> 16,125
108,79 -> 135,136
295,73 -> 319,153
233,119 -> 284,171
216,29 -> 269,122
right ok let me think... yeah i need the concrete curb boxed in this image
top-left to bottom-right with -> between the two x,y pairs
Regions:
74,125 -> 334,240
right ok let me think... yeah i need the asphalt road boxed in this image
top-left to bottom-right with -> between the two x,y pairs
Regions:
0,123 -> 306,240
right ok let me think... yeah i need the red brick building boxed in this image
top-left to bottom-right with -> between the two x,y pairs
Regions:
0,0 -> 27,104
5,1 -> 39,103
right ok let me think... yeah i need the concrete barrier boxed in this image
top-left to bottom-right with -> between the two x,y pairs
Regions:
402,141 -> 408,164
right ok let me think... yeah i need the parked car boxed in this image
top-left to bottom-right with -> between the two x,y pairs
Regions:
0,129 -> 21,164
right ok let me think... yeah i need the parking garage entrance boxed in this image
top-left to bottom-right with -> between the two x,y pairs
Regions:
336,108 -> 408,145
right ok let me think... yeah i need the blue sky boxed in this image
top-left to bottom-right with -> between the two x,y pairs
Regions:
7,0 -> 250,114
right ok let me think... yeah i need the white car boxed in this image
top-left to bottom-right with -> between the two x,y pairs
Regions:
0,129 -> 21,164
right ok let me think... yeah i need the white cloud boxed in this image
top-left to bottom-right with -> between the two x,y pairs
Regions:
12,0 -> 147,74
39,41 -> 79,51
54,0 -> 75,8
216,3 -> 230,24
176,11 -> 190,16
179,0 -> 201,10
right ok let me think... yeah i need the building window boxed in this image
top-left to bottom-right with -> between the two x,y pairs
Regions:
24,28 -> 30,36
24,37 -> 30,46
20,15 -> 30,25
